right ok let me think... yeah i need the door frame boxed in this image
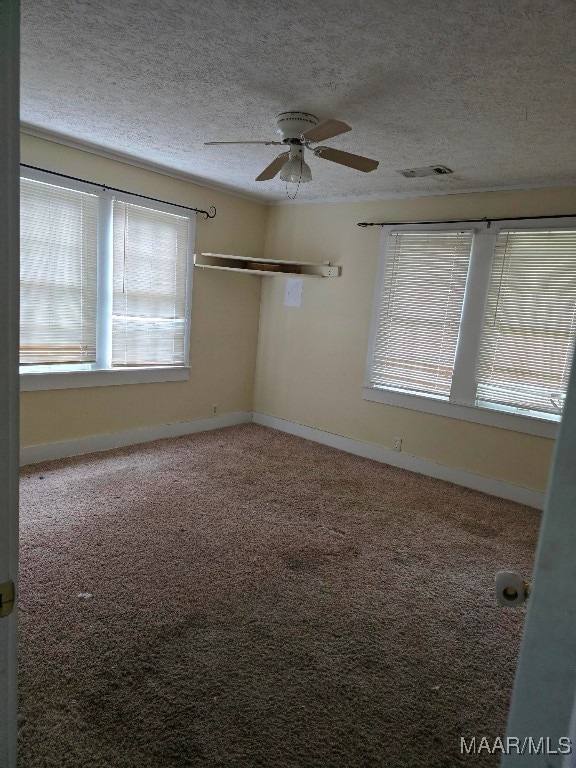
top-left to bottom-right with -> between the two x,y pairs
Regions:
502,348 -> 576,764
0,1 -> 20,766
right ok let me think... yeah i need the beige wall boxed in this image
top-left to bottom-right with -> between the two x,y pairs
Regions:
19,135 -> 576,494
254,187 -> 576,493
20,134 -> 267,447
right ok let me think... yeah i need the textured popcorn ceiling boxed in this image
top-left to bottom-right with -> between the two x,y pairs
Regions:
21,0 -> 576,202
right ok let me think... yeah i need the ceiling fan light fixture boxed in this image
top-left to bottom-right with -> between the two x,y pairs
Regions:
279,156 -> 312,183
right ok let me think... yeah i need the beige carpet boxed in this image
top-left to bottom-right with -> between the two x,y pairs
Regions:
18,424 -> 540,767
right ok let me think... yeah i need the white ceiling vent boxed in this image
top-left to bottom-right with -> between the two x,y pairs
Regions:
396,165 -> 453,178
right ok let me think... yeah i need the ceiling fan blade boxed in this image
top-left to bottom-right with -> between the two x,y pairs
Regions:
204,141 -> 283,146
302,119 -> 351,143
256,152 -> 290,181
313,146 -> 379,173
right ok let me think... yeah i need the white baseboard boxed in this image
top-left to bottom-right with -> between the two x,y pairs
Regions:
21,409 -> 546,510
20,411 -> 253,466
253,412 -> 545,510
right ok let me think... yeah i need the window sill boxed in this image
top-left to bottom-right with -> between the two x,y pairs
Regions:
20,367 -> 190,392
362,385 -> 559,439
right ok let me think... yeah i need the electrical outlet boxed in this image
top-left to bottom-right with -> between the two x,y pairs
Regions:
212,404 -> 218,415
393,437 -> 402,452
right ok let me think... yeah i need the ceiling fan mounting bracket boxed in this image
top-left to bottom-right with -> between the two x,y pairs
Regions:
276,111 -> 319,141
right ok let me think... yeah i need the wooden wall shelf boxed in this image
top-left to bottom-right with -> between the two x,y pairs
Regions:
194,253 -> 340,278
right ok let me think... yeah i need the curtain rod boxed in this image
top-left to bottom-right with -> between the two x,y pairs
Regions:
20,163 -> 217,219
357,214 -> 576,228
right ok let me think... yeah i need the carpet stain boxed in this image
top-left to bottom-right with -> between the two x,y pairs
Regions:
163,737 -> 206,766
284,555 -> 310,572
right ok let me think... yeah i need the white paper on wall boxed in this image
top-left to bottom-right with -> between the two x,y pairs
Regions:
284,277 -> 303,308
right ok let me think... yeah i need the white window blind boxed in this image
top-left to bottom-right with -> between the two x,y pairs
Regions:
20,178 -> 98,364
370,230 -> 473,398
112,200 -> 189,367
476,229 -> 576,415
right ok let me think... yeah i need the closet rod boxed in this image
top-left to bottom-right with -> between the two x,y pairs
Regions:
20,163 -> 217,219
357,214 -> 576,228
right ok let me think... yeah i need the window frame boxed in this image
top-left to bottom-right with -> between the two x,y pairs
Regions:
19,169 -> 195,391
363,218 -> 576,439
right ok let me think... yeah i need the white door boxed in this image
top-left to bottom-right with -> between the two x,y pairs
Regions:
502,349 -> 576,764
0,1 -> 20,766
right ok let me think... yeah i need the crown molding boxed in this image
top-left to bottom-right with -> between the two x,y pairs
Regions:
266,179 -> 576,206
20,123 -> 268,204
20,124 -> 576,208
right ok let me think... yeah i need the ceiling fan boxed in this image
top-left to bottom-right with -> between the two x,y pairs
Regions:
205,111 -> 379,183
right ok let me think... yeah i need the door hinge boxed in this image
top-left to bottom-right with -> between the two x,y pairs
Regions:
0,581 -> 15,618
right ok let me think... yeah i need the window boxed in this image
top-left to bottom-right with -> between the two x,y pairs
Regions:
476,229 -> 576,415
20,171 -> 195,391
111,200 -> 190,367
365,220 -> 576,437
371,230 -> 473,399
20,179 -> 98,365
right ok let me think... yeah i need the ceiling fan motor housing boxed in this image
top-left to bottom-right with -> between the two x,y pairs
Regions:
276,112 -> 318,142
